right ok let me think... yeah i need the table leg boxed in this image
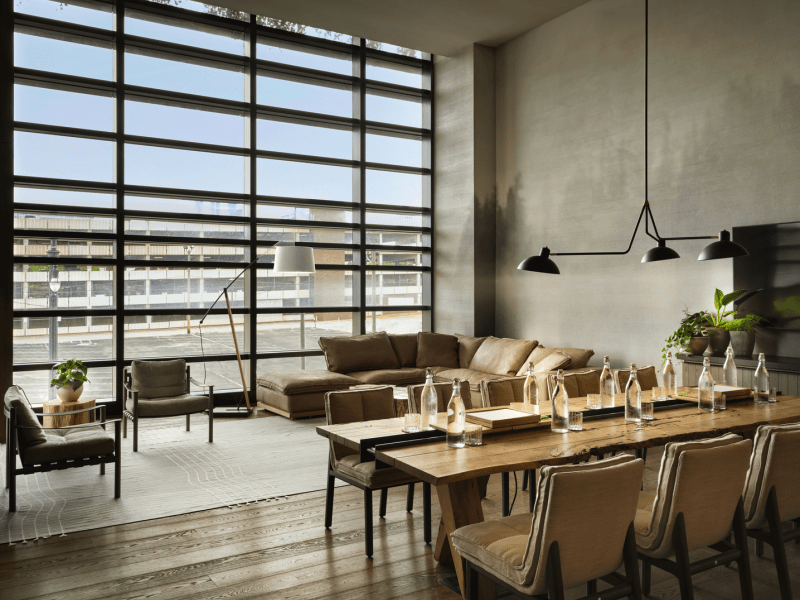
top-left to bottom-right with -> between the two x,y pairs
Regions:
436,479 -> 495,600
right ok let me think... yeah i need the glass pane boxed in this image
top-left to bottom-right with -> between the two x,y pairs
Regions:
367,133 -> 422,168
257,119 -> 352,160
255,19 -> 352,43
124,242 -> 248,263
12,367 -> 115,404
258,204 -> 355,223
367,170 -> 423,207
15,31 -> 113,80
258,37 -> 351,74
366,59 -> 422,88
257,270 -> 354,308
366,42 -> 424,59
126,51 -> 245,101
126,10 -> 245,54
258,159 -> 353,201
254,246 -> 352,266
126,145 -> 246,193
14,264 -> 115,311
149,0 -> 249,23
366,230 -> 425,246
14,317 -> 115,366
124,314 -> 245,359
256,313 -> 354,353
366,250 -> 424,267
367,91 -> 422,127
16,0 -> 113,29
256,355 -> 328,377
366,211 -> 424,227
366,271 -> 424,306
258,225 -> 354,245
126,100 -> 246,147
257,74 -> 351,117
125,217 -> 247,240
15,85 -> 114,131
15,132 -> 114,182
15,238 -> 116,260
125,196 -> 247,217
124,266 -> 245,310
14,211 -> 115,233
365,310 -> 426,334
15,187 -> 115,210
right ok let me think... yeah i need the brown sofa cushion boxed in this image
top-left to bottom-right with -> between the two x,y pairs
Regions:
257,369 -> 361,394
388,333 -> 418,368
469,337 -> 537,376
23,426 -> 114,466
347,368 -> 427,386
534,351 -> 571,374
318,332 -> 400,373
455,334 -> 488,369
520,346 -> 593,375
416,332 -> 459,369
131,359 -> 187,398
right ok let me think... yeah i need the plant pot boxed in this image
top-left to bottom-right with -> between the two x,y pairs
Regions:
56,383 -> 84,403
689,336 -> 708,355
707,327 -> 731,356
729,330 -> 756,357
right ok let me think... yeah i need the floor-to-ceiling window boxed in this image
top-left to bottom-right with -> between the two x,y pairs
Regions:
10,0 -> 433,407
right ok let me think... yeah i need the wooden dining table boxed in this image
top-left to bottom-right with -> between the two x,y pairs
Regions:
316,389 -> 800,599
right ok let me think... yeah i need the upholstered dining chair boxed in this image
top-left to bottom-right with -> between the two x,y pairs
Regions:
324,386 -> 432,558
452,454 -> 644,600
123,359 -> 213,452
4,385 -> 121,512
635,433 -> 754,600
545,369 -> 601,400
407,379 -> 473,412
614,365 -> 658,392
742,423 -> 800,600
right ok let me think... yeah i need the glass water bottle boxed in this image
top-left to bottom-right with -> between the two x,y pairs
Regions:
723,347 -> 737,386
551,369 -> 569,433
698,356 -> 715,412
446,379 -> 466,448
663,351 -> 677,397
754,353 -> 770,404
420,367 -> 438,430
599,355 -> 616,408
523,362 -> 538,410
624,364 -> 642,422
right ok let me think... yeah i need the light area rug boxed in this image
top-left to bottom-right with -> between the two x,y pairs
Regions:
0,415 -> 341,545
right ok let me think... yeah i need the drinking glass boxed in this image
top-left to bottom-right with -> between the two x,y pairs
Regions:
769,388 -> 778,403
641,402 -> 654,420
652,387 -> 666,401
587,394 -> 602,410
568,411 -> 583,431
404,412 -> 421,433
714,393 -> 726,411
465,424 -> 483,446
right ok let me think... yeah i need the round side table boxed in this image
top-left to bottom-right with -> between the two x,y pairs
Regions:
43,397 -> 96,428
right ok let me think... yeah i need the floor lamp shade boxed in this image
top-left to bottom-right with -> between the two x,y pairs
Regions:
274,245 -> 316,273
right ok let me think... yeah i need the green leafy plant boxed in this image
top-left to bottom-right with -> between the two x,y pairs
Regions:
721,313 -> 763,332
50,359 -> 90,389
706,288 -> 749,327
662,307 -> 710,361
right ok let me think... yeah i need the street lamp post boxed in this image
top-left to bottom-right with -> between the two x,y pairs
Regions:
184,245 -> 194,334
47,240 -> 60,400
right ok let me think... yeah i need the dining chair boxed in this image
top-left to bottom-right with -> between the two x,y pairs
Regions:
742,422 -> 800,600
635,433 -> 754,600
545,370 -> 600,399
407,379 -> 473,412
614,365 -> 658,392
452,454 -> 644,600
324,386 -> 432,558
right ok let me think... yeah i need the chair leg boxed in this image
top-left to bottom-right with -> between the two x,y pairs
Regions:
586,579 -> 597,595
522,469 -> 529,491
208,408 -> 213,443
114,421 -> 121,499
502,471 -> 510,516
641,559 -> 652,596
755,538 -> 764,557
122,413 -> 127,438
764,487 -> 791,600
379,487 -> 388,518
8,465 -> 16,513
545,541 -> 566,600
406,483 -> 414,513
423,482 -> 431,545
133,415 -> 138,452
672,513 -> 695,600
622,523 -> 643,600
100,461 -> 105,475
324,470 -> 335,529
464,559 -> 480,600
364,489 -> 374,558
186,414 -> 190,432
528,470 -> 536,513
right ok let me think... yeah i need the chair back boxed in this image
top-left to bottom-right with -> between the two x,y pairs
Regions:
407,380 -> 472,412
4,385 -> 47,449
743,423 -> 800,528
325,386 -> 395,464
480,375 -> 549,408
546,370 -> 600,399
615,365 -> 658,391
128,359 -> 188,399
636,434 -> 752,559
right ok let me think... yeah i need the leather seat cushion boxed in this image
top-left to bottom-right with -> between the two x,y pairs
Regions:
23,425 -> 114,466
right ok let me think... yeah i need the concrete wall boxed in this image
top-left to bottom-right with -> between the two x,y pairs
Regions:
494,0 -> 800,370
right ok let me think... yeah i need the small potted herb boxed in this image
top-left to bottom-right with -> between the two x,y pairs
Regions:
662,307 -> 710,359
722,313 -> 763,357
50,359 -> 90,402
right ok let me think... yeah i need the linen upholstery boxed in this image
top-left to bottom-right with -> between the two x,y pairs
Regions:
318,332 -> 400,373
742,423 -> 800,529
546,370 -> 600,399
533,352 -> 571,375
433,368 -> 507,393
407,380 -> 472,412
130,359 -> 187,398
469,337 -> 537,376
451,455 -> 643,595
520,346 -> 594,374
455,334 -> 488,369
22,425 -> 114,466
4,385 -> 47,447
256,386 -> 327,415
416,332 -> 459,369
125,394 -> 209,417
388,333 -> 418,368
480,375 -> 549,408
615,365 -> 658,392
635,434 -> 752,559
347,368 -> 426,386
256,369 -> 360,394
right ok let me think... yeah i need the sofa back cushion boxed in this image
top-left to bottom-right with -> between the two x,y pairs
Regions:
319,332 -> 400,373
388,333 -> 418,368
468,337 -> 537,376
4,385 -> 47,448
416,332 -> 459,369
518,345 -> 594,375
533,351 -> 571,374
454,334 -> 488,369
131,359 -> 187,399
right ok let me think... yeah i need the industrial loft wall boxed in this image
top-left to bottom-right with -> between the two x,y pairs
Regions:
495,0 -> 800,371
5,0 -> 433,410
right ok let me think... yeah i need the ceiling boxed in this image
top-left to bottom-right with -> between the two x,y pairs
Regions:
204,0 -> 592,56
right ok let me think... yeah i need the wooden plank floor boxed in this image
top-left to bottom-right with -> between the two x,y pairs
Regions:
2,431 -> 798,599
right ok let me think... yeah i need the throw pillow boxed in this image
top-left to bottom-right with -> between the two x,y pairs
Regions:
454,334 -> 488,369
416,332 -> 459,369
4,385 -> 47,447
318,332 -> 401,373
554,348 -> 595,369
534,351 -> 572,373
388,333 -> 418,368
519,346 -> 594,375
469,337 -> 538,375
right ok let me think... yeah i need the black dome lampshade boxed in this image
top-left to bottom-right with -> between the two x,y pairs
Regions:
518,247 -> 560,274
641,239 -> 681,263
698,229 -> 750,261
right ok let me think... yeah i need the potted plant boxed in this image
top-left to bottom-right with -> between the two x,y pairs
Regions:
50,359 -> 90,403
722,313 -> 763,357
662,307 -> 710,359
704,288 -> 749,355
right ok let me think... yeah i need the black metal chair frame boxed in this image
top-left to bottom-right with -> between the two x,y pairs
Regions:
325,454 -> 432,558
639,499 -> 754,600
463,523 -> 642,600
123,364 -> 213,452
4,404 -> 121,513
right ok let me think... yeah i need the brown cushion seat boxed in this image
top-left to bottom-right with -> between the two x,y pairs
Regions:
22,425 -> 114,466
347,368 -> 427,386
318,332 -> 400,373
126,394 -> 209,417
256,369 -> 361,394
335,454 -> 418,487
416,332 -> 459,368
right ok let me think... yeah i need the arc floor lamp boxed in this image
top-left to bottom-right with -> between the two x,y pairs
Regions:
518,0 -> 749,275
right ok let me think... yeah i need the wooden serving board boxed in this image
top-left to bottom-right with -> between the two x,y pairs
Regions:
670,386 -> 753,403
465,407 -> 541,429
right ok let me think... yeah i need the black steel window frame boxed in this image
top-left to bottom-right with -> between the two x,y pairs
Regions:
6,0 -> 433,412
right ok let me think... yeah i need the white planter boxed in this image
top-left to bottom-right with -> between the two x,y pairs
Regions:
56,383 -> 84,403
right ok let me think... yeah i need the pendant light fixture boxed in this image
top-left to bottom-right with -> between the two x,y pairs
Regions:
518,0 -> 748,275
